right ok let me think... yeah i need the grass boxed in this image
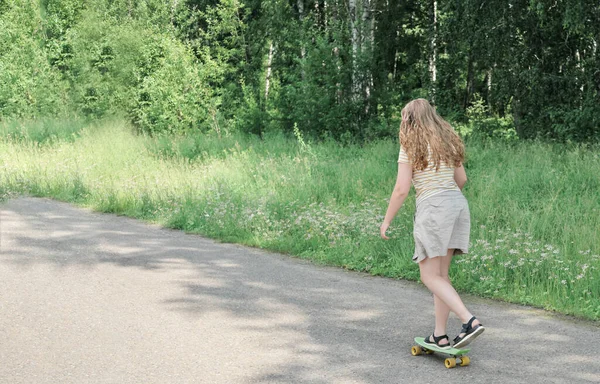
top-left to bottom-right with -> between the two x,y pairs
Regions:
0,116 -> 87,144
0,118 -> 598,321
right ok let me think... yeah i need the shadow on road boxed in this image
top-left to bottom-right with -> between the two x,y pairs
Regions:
1,198 -> 599,383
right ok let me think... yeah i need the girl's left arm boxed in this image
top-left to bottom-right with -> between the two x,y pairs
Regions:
380,162 -> 412,239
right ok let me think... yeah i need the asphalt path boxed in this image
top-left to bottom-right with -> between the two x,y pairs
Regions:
1,198 -> 598,384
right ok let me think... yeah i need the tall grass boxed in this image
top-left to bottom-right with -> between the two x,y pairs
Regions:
0,117 -> 87,144
1,119 -> 598,320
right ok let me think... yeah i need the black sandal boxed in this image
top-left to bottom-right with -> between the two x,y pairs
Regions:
453,316 -> 485,348
423,333 -> 451,350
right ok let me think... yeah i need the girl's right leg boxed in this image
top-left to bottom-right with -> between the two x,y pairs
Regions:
432,249 -> 454,341
419,254 -> 477,326
420,252 -> 484,347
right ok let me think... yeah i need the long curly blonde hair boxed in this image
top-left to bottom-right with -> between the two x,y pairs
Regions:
399,99 -> 464,171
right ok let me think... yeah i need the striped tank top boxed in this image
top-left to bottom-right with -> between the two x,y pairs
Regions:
398,146 -> 460,205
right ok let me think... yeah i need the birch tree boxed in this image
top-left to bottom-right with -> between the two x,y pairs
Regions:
297,0 -> 306,80
349,0 -> 360,97
264,41 -> 274,100
429,0 -> 437,103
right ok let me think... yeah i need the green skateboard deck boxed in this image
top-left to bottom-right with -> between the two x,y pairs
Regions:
411,337 -> 472,369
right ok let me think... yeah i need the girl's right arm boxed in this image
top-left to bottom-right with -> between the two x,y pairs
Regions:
454,165 -> 467,190
380,162 -> 412,239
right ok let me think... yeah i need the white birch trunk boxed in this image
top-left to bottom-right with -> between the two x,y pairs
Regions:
330,1 -> 342,103
369,0 -> 375,99
393,28 -> 400,80
265,42 -> 274,101
429,0 -> 438,102
393,49 -> 398,80
171,0 -> 179,24
576,49 -> 584,93
298,0 -> 306,80
333,0 -> 339,21
349,0 -> 360,97
361,0 -> 373,100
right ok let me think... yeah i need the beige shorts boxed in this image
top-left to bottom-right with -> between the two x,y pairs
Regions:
413,191 -> 470,263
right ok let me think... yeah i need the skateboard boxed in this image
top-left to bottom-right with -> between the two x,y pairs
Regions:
411,337 -> 471,369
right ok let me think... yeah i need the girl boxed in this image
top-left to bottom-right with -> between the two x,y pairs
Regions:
380,99 -> 484,349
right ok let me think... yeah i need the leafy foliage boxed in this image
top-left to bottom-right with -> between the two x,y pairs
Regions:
1,0 -> 216,134
1,0 -> 599,141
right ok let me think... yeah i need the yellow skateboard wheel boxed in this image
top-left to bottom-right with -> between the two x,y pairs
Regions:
460,356 -> 470,366
444,358 -> 457,369
411,346 -> 423,356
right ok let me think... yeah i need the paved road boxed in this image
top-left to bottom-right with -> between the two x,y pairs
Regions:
0,198 -> 598,384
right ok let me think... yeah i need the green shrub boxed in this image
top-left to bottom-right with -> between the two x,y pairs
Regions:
1,2 -> 216,135
0,0 -> 69,119
63,13 -> 215,134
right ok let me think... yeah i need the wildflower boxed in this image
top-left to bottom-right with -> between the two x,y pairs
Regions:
509,249 -> 518,255
561,280 -> 567,285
